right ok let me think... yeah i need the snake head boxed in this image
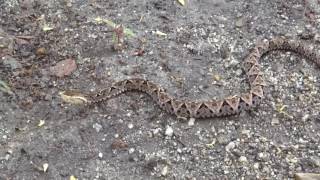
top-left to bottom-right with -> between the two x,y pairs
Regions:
59,90 -> 92,105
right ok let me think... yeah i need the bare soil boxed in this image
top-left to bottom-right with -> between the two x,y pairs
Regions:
1,0 -> 320,179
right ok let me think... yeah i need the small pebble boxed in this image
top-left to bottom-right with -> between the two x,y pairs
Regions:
271,117 -> 279,125
235,17 -> 245,27
239,156 -> 248,163
225,141 -> 236,152
128,123 -> 134,129
161,165 -> 168,176
93,123 -> 103,132
98,152 -> 103,158
302,114 -> 309,122
165,126 -> 174,137
5,154 -> 10,160
128,148 -> 135,154
188,118 -> 195,126
36,47 -> 46,56
153,128 -> 161,135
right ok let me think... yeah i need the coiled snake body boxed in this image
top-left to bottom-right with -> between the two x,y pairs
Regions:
62,37 -> 320,118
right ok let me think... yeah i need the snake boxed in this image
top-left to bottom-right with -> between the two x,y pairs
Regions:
61,37 -> 320,119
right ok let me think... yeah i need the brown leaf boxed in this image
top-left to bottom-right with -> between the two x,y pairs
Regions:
50,58 -> 77,77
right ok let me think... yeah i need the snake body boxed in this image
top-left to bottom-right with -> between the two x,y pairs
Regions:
77,37 -> 320,118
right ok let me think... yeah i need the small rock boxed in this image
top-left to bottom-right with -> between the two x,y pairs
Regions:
241,129 -> 250,136
165,126 -> 174,137
93,123 -> 102,132
257,152 -> 268,162
161,165 -> 168,176
211,126 -> 216,134
220,44 -> 230,59
239,156 -> 248,163
98,152 -> 103,158
302,114 -> 310,122
152,128 -> 161,136
225,141 -> 236,152
253,163 -> 260,170
7,150 -> 13,154
44,94 -> 52,101
235,17 -> 245,27
235,69 -> 243,76
229,58 -> 239,66
36,47 -> 46,57
50,58 -> 77,77
188,118 -> 195,126
128,148 -> 135,154
3,56 -> 22,69
128,123 -> 134,129
271,117 -> 279,125
5,154 -> 10,160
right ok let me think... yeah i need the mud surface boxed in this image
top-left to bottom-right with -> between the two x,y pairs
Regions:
1,0 -> 320,179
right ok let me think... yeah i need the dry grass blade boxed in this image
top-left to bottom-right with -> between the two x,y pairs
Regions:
94,17 -> 136,37
0,80 -> 13,95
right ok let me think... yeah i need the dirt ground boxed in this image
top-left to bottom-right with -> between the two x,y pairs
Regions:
1,0 -> 320,179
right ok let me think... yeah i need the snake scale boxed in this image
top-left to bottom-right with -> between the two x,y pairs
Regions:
62,37 -> 320,118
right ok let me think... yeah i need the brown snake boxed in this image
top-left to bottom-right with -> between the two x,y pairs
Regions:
62,37 -> 320,119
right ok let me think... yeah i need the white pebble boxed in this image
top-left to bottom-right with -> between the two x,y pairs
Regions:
98,152 -> 103,158
188,118 -> 195,126
93,123 -> 103,132
239,156 -> 248,163
128,148 -> 135,154
165,126 -> 174,137
128,123 -> 134,129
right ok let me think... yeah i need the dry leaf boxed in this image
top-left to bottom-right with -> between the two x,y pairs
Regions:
213,74 -> 221,81
59,91 -> 88,105
177,0 -> 185,6
42,24 -> 54,32
70,176 -> 78,180
276,104 -> 293,119
206,139 -> 216,148
94,17 -> 135,37
294,173 -> 320,180
0,80 -> 13,95
43,163 -> 49,172
38,120 -> 45,127
154,30 -> 167,37
94,17 -> 103,24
